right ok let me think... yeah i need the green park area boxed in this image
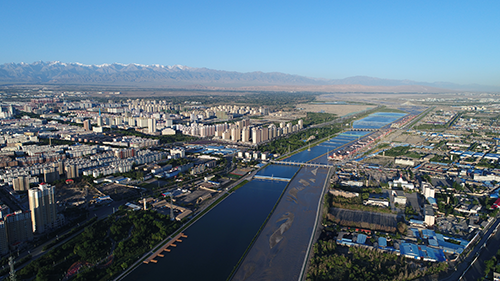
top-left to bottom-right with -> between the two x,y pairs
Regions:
325,189 -> 395,216
259,122 -> 342,156
383,146 -> 422,159
17,209 -> 181,281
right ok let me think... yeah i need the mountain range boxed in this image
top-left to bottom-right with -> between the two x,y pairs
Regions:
0,61 -> 497,92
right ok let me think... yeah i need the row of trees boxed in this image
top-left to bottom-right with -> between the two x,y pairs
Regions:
258,123 -> 343,155
136,91 -> 318,108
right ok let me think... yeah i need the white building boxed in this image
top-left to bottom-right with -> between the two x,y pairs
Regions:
395,158 -> 415,166
389,177 -> 415,190
170,148 -> 186,158
392,190 -> 407,206
424,205 -> 435,226
421,182 -> 435,199
148,118 -> 157,133
29,183 -> 57,233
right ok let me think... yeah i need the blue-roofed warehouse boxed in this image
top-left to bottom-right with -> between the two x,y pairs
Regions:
409,228 -> 421,239
400,243 -> 420,259
356,234 -> 367,245
420,245 -> 446,262
378,237 -> 387,249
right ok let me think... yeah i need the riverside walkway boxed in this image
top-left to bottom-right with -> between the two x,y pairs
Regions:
143,233 -> 187,264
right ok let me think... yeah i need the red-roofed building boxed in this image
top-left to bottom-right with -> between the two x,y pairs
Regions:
491,198 -> 500,209
491,198 -> 500,210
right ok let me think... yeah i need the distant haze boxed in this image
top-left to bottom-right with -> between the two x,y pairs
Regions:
0,61 -> 497,92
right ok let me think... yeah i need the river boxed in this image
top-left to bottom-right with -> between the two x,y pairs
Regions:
123,178 -> 296,281
124,114 -> 402,280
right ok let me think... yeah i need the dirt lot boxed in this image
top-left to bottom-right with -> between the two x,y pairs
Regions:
56,182 -> 100,205
361,156 -> 395,168
295,103 -> 373,116
390,133 -> 426,145
99,183 -> 141,201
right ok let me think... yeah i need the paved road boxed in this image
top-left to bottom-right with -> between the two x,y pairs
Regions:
437,217 -> 500,281
458,218 -> 500,281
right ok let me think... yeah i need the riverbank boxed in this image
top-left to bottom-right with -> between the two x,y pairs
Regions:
232,166 -> 330,281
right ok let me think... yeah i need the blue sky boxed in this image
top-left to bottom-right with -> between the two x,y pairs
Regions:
1,0 -> 499,86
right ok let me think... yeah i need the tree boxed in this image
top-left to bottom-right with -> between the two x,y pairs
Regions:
121,262 -> 128,270
421,174 -> 431,183
397,222 -> 407,235
408,169 -> 414,179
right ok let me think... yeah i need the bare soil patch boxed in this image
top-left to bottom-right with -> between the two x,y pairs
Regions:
296,103 -> 373,116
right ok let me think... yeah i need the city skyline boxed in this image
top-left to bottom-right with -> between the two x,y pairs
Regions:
1,1 -> 499,86
1,90 -> 500,279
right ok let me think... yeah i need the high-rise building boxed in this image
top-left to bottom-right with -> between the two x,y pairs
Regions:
231,127 -> 241,142
83,120 -> 92,131
242,128 -> 250,143
29,183 -> 57,233
4,210 -> 33,245
43,167 -> 59,183
0,205 -> 10,219
65,164 -> 79,179
148,118 -> 156,133
242,119 -> 250,127
269,125 -> 277,139
57,160 -> 65,176
0,222 -> 7,255
137,117 -> 148,128
114,117 -> 123,126
252,127 -> 262,144
12,176 -> 30,191
261,127 -> 269,142
128,117 -> 136,127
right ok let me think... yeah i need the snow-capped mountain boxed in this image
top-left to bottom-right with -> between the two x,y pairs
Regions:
0,61 -> 497,91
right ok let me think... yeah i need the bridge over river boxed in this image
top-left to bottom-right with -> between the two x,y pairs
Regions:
270,160 -> 334,169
